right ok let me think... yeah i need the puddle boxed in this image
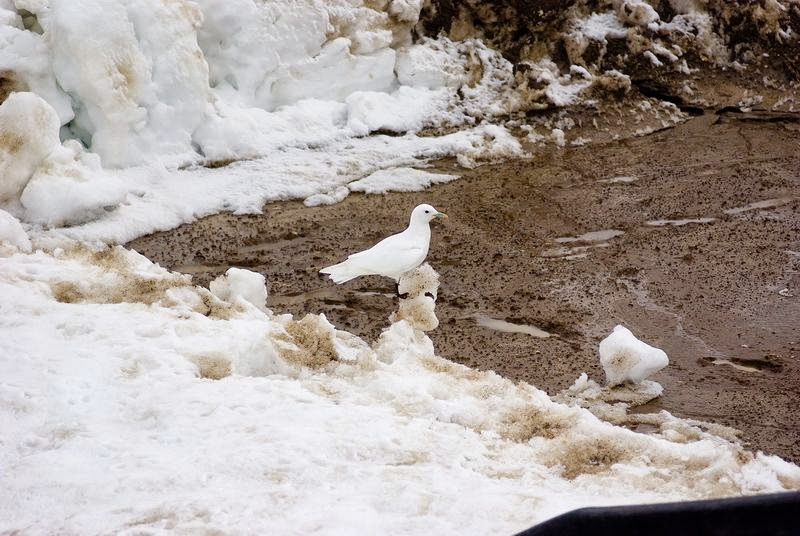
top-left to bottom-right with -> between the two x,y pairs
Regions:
541,243 -> 609,259
701,355 -> 783,373
555,229 -> 625,243
646,218 -> 716,227
474,316 -> 552,338
599,176 -> 637,184
710,359 -> 760,373
723,197 -> 796,215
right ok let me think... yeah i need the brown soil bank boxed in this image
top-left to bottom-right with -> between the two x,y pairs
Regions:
130,111 -> 800,463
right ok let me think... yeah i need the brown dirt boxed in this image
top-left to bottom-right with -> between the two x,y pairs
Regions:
129,111 -> 800,463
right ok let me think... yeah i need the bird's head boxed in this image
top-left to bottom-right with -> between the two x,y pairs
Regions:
411,203 -> 448,224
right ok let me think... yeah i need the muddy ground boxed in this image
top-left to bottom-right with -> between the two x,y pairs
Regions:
130,111 -> 800,463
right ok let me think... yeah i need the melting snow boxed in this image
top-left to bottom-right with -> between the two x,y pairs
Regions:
1,244 -> 798,534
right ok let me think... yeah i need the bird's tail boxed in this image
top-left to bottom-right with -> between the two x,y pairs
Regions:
320,261 -> 359,284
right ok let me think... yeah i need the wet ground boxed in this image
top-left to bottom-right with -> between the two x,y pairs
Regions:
130,111 -> 800,463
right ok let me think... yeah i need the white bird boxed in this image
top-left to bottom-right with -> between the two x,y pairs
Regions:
320,203 -> 447,290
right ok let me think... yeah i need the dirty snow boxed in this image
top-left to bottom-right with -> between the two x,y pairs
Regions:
1,246 -> 798,534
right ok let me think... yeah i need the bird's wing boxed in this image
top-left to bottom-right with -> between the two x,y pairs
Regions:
345,232 -> 426,272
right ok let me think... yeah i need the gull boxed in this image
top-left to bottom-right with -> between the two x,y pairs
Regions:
320,203 -> 447,294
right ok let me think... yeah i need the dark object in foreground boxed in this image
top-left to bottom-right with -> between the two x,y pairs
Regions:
516,491 -> 800,536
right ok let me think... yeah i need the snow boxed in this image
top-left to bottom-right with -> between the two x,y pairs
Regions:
47,0 -> 210,168
2,1 -> 800,532
0,209 -> 31,252
0,92 -> 60,204
599,325 -> 670,386
1,248 -> 798,534
20,140 -> 128,227
209,267 -> 269,313
349,167 -> 459,194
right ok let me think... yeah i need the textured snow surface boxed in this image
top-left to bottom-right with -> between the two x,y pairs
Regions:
1,247 -> 799,534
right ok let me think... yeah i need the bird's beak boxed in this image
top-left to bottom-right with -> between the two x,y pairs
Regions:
435,212 -> 448,220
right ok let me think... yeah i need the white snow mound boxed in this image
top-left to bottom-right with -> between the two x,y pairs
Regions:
209,267 -> 269,313
599,324 -> 669,386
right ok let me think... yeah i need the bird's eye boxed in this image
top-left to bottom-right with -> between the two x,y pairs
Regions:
425,210 -> 430,214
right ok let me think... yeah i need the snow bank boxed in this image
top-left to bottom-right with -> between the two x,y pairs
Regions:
46,0 -> 209,167
1,247 -> 798,534
28,124 -> 521,247
599,325 -> 669,386
0,0 -> 534,237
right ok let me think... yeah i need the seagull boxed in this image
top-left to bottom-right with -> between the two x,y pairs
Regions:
320,203 -> 447,295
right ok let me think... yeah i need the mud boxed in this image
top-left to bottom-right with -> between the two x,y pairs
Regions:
130,110 -> 800,463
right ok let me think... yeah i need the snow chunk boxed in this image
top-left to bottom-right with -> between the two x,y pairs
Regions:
391,263 -> 440,332
0,209 -> 31,253
349,167 -> 459,194
395,38 -> 467,89
20,141 -> 128,227
304,186 -> 350,207
0,92 -> 60,204
600,325 -> 669,386
615,0 -> 660,27
209,267 -> 268,313
389,0 -> 422,23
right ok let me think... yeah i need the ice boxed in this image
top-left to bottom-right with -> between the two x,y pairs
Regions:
0,209 -> 31,252
599,325 -> 670,386
348,167 -> 459,194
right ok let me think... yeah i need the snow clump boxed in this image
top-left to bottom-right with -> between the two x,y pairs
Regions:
0,92 -> 60,204
599,324 -> 669,386
209,267 -> 269,313
0,209 -> 31,253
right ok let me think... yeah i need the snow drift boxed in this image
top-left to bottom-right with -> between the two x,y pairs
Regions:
0,241 -> 798,534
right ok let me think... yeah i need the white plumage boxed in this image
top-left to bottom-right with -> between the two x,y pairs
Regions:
320,203 -> 447,284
